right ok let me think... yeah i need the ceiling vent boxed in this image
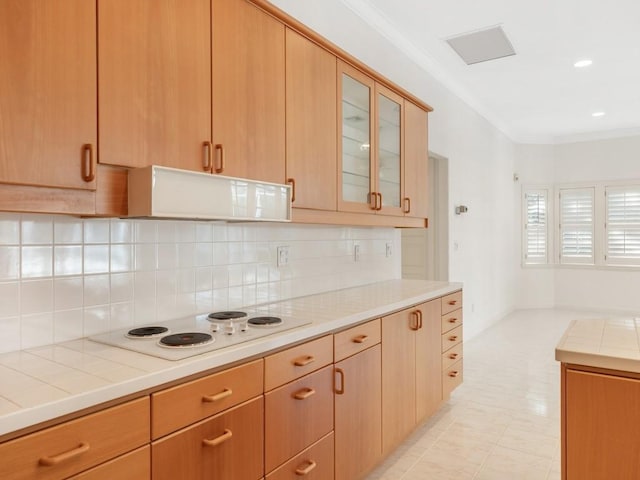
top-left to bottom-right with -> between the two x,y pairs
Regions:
445,25 -> 515,65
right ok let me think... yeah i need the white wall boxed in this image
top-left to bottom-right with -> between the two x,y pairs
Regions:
270,0 -> 520,339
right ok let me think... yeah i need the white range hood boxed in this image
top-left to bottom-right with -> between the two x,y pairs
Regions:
127,165 -> 291,221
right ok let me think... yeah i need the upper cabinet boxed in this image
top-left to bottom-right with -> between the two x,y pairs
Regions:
285,29 -> 337,211
403,101 -> 429,218
211,0 -> 285,184
0,0 -> 97,190
98,0 -> 211,171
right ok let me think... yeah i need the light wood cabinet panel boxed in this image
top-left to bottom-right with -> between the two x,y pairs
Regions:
0,0 -> 97,191
69,446 -> 150,480
264,365 -> 334,473
285,28 -> 337,211
266,432 -> 334,480
334,318 -> 381,362
442,359 -> 463,398
564,368 -> 640,480
441,290 -> 462,315
441,343 -> 463,372
442,325 -> 463,352
441,308 -> 463,333
151,359 -> 263,439
415,299 -> 442,422
403,101 -> 429,218
335,344 -> 382,480
98,0 -> 211,170
212,0 -> 285,183
0,397 -> 149,480
152,396 -> 263,480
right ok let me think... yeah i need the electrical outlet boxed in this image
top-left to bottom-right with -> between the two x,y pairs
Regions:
386,242 -> 393,258
353,244 -> 360,262
277,246 -> 289,267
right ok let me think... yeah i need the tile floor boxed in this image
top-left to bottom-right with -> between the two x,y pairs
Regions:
366,308 -> 590,480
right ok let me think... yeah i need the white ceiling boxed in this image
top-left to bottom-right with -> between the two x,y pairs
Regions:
340,0 -> 640,144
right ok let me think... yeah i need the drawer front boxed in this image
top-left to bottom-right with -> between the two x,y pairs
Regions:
443,359 -> 463,397
441,309 -> 463,333
441,325 -> 463,352
152,359 -> 263,439
265,365 -> 334,473
152,396 -> 264,480
441,343 -> 463,371
266,432 -> 334,480
264,335 -> 333,391
334,319 -> 381,362
441,290 -> 462,315
70,446 -> 150,480
0,397 -> 149,480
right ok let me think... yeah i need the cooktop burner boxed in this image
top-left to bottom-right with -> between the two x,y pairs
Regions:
126,326 -> 169,338
248,316 -> 283,327
207,311 -> 247,321
159,332 -> 213,348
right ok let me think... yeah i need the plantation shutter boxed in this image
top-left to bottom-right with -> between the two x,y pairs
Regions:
559,188 -> 594,264
523,190 -> 548,264
605,186 -> 640,265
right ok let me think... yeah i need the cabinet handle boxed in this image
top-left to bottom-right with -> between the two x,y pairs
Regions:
293,355 -> 315,367
287,177 -> 296,203
449,353 -> 459,360
352,334 -> 368,344
369,191 -> 378,210
295,460 -> 317,476
202,141 -> 213,171
410,311 -> 420,331
39,442 -> 90,466
335,367 -> 345,395
448,318 -> 458,323
214,144 -> 225,173
448,300 -> 457,306
202,388 -> 232,403
377,192 -> 383,210
202,428 -> 233,447
403,197 -> 411,214
293,387 -> 316,400
449,335 -> 458,342
417,309 -> 423,329
81,144 -> 95,182
448,371 -> 460,378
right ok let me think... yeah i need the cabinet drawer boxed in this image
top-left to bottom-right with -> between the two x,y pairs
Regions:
443,359 -> 463,397
334,319 -> 381,362
441,325 -> 463,352
441,291 -> 462,315
441,309 -> 463,333
264,335 -> 333,391
0,397 -> 149,480
265,365 -> 334,473
152,396 -> 264,480
152,359 -> 263,439
69,446 -> 150,480
266,432 -> 334,480
441,343 -> 463,371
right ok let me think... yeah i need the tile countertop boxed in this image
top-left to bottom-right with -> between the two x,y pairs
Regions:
0,279 -> 461,439
555,317 -> 640,373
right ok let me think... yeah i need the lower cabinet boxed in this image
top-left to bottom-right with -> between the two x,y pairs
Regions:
70,446 -> 150,480
152,396 -> 264,480
266,433 -> 334,480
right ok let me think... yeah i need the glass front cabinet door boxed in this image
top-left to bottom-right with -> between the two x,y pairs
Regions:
338,61 -> 404,215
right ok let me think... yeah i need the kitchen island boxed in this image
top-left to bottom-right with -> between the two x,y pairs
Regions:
556,317 -> 640,480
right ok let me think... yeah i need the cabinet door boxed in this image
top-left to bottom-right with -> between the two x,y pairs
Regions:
285,28 -> 337,211
403,101 -> 429,218
338,61 -> 375,213
98,0 -> 211,170
415,300 -> 442,422
381,308 -> 417,454
69,446 -> 150,480
152,396 -> 264,480
212,0 -> 285,183
335,344 -> 382,480
0,0 -> 97,190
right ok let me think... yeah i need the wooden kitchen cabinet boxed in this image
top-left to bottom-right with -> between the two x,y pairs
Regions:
0,0 -> 97,191
416,299 -> 443,422
441,291 -> 463,399
266,432 -> 334,480
211,0 -> 286,183
403,101 -> 429,218
334,338 -> 382,480
285,28 -> 337,211
69,446 -> 150,480
152,396 -> 264,480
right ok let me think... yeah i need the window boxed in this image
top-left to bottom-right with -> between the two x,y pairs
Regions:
522,189 -> 548,265
559,187 -> 594,264
605,186 -> 640,265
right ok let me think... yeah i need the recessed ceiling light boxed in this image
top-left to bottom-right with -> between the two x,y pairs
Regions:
574,59 -> 593,68
592,112 -> 605,117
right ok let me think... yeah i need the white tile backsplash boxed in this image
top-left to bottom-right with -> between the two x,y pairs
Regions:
0,214 -> 401,352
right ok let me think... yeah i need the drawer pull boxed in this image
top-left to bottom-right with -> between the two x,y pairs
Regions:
295,460 -> 317,475
202,428 -> 233,447
448,300 -> 457,306
449,335 -> 458,342
353,334 -> 368,344
214,144 -> 225,173
448,318 -> 458,323
417,309 -> 423,329
335,367 -> 345,395
39,442 -> 90,466
202,388 -> 233,403
449,353 -> 459,360
293,355 -> 315,367
293,387 -> 316,400
202,141 -> 213,171
448,371 -> 460,378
